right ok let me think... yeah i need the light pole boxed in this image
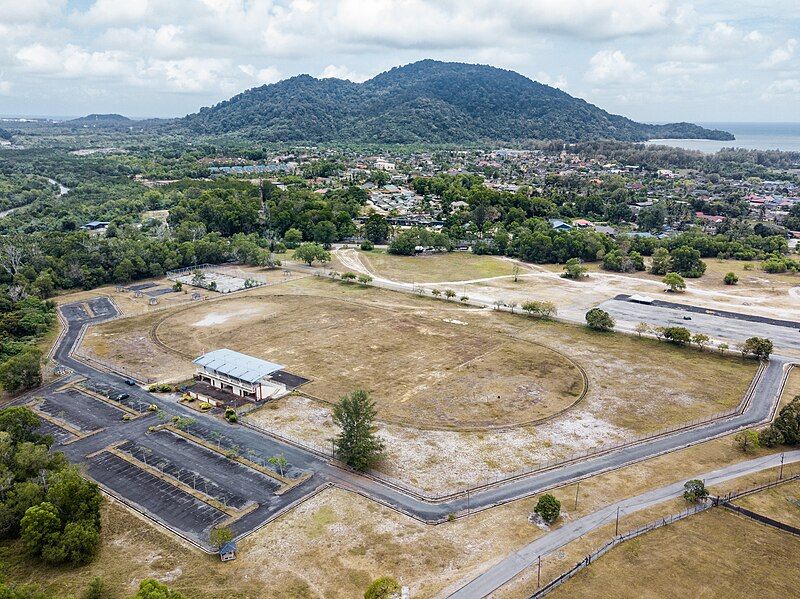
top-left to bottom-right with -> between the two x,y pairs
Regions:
574,481 -> 580,512
780,452 -> 785,480
615,506 -> 620,536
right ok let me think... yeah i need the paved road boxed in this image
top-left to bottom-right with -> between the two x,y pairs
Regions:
29,292 -> 794,549
600,297 -> 800,352
448,450 -> 800,598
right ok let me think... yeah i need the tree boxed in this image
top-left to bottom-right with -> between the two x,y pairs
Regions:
268,454 -> 287,476
758,425 -> 784,448
511,264 -> 521,282
56,519 -> 100,565
723,272 -> 739,285
585,308 -> 614,331
770,396 -> 800,445
364,577 -> 401,599
649,247 -> 671,275
733,430 -> 760,453
0,348 -> 42,392
663,272 -> 686,292
561,258 -> 587,279
634,322 -> 650,337
683,479 -> 708,503
209,525 -> 234,551
363,214 -> 390,244
692,333 -> 710,351
293,242 -> 331,266
742,337 -> 773,360
132,579 -> 184,599
312,220 -> 338,248
444,289 -> 456,300
341,271 -> 357,283
332,390 -> 385,471
282,227 -> 303,249
533,493 -> 561,524
670,245 -> 706,278
521,300 -> 557,319
662,326 -> 691,345
718,343 -> 729,355
357,274 -> 373,286
20,502 -> 61,557
431,288 -> 441,297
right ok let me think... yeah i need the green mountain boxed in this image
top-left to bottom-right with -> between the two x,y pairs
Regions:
68,114 -> 134,127
181,60 -> 734,143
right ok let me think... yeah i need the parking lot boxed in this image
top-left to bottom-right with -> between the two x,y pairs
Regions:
40,388 -> 126,431
600,296 -> 800,351
87,451 -> 228,541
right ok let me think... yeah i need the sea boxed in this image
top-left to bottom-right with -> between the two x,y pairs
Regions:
646,122 -> 800,153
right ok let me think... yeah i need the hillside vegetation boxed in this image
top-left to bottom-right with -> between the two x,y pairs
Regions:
180,60 -> 733,144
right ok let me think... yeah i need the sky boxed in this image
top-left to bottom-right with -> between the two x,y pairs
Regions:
0,0 -> 798,122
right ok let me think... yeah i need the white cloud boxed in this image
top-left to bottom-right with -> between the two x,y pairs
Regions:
238,64 -> 282,85
0,79 -> 11,95
136,57 -> 236,93
761,78 -> 800,99
319,64 -> 370,82
761,38 -> 797,68
15,44 -> 125,78
97,25 -> 186,58
81,0 -> 150,26
535,71 -> 568,90
0,0 -> 65,24
654,61 -> 715,76
585,50 -> 641,84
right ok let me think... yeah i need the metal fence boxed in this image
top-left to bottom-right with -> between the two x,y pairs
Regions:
528,502 -> 712,598
528,470 -> 800,599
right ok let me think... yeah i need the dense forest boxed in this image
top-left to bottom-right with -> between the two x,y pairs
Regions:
180,60 -> 733,144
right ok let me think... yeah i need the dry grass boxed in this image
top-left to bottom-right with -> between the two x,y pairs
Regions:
735,479 -> 800,528
358,249 -> 517,283
545,508 -> 800,599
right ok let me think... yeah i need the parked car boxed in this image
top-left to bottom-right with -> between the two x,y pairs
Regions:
124,379 -> 136,386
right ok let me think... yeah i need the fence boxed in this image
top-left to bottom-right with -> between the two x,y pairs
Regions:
528,502 -> 712,598
722,502 -> 800,536
528,470 -> 800,599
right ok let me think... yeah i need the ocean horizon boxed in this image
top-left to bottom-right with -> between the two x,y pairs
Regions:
647,122 -> 800,153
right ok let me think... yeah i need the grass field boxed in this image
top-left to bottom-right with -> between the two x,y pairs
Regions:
547,508 -> 800,599
736,479 -> 800,529
357,249 -> 517,283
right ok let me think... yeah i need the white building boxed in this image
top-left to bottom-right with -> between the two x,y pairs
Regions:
192,348 -> 287,401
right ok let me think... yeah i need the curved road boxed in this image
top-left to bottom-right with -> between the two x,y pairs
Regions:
32,294 -> 793,544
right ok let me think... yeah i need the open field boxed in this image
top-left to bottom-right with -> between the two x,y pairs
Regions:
358,248 -> 518,283
545,507 -> 800,599
736,479 -> 800,528
76,275 -> 758,490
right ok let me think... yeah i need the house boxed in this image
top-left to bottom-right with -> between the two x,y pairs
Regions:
192,349 -> 288,402
219,541 -> 237,562
695,212 -> 726,224
548,219 -> 573,232
80,220 -> 110,231
572,219 -> 594,228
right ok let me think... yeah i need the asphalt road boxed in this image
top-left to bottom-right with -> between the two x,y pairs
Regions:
448,450 -> 800,598
29,293 -> 794,550
600,296 -> 800,352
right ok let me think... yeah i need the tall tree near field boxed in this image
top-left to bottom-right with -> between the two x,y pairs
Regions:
332,390 -> 385,471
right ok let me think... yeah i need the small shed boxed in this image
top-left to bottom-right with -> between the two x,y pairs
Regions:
219,540 -> 237,562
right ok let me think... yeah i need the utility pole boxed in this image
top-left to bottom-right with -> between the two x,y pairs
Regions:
615,506 -> 620,536
574,481 -> 580,512
780,452 -> 785,480
537,555 -> 541,588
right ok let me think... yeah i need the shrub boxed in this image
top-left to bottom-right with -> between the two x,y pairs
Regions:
364,577 -> 401,599
723,272 -> 739,285
585,308 -> 614,331
534,493 -> 561,524
360,240 -> 374,251
198,402 -> 212,411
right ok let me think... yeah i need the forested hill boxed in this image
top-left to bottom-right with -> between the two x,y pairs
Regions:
180,60 -> 734,144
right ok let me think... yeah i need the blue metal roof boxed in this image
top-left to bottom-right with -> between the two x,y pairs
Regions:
193,349 -> 284,384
